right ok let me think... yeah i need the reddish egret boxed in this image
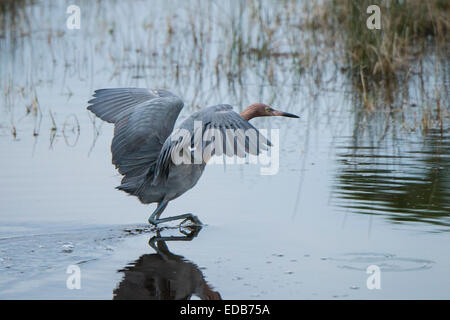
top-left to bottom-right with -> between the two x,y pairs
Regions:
87,88 -> 298,226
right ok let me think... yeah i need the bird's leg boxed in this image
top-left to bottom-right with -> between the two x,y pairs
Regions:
148,200 -> 169,226
157,213 -> 202,226
148,200 -> 202,226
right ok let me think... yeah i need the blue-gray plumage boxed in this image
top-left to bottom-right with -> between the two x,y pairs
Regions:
87,88 -> 299,226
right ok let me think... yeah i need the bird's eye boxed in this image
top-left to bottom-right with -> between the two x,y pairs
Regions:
265,107 -> 271,114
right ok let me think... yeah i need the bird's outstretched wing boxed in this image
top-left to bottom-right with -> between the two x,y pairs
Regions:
87,88 -> 159,123
153,104 -> 271,182
87,88 -> 184,177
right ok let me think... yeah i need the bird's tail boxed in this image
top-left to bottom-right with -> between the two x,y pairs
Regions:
116,174 -> 146,196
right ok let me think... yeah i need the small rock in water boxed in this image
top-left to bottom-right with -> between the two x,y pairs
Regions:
350,285 -> 360,290
285,270 -> 294,274
61,243 -> 74,253
273,253 -> 284,257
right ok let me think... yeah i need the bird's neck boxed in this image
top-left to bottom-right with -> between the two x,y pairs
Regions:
240,105 -> 260,121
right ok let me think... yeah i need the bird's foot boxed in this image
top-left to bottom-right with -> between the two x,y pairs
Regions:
180,214 -> 203,228
179,224 -> 202,237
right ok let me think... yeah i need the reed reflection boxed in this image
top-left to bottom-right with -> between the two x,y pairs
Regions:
333,128 -> 450,230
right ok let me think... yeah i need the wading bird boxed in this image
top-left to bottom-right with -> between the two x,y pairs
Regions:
87,88 -> 298,226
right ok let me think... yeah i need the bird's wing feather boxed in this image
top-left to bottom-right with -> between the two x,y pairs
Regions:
199,104 -> 272,157
153,104 -> 271,183
87,88 -> 160,123
87,88 -> 184,177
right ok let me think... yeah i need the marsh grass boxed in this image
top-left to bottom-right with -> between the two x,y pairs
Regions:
305,0 -> 450,134
0,0 -> 448,141
326,0 -> 449,79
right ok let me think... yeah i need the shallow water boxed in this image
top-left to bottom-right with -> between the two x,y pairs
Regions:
0,0 -> 449,299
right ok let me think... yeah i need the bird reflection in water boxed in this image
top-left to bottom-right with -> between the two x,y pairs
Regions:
113,226 -> 221,300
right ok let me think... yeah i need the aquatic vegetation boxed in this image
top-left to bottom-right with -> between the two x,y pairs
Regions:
0,1 -> 448,130
301,0 -> 449,132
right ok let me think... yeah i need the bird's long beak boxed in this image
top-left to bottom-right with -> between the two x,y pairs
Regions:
272,109 -> 300,118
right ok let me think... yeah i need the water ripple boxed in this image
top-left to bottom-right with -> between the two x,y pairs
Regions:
330,252 -> 434,272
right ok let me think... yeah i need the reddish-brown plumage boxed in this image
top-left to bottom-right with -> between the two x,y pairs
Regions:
240,103 -> 272,120
240,103 -> 299,120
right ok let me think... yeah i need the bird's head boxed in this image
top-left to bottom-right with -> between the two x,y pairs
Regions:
240,103 -> 299,121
